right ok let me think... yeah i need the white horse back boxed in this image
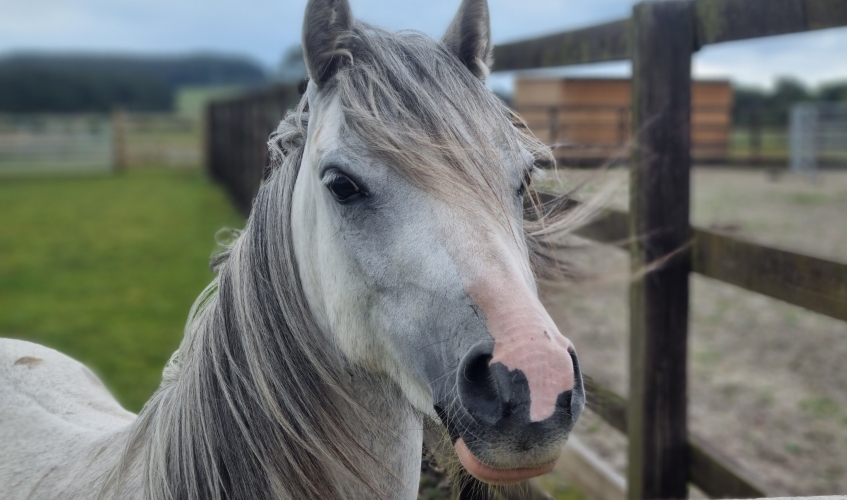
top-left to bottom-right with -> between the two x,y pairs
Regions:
0,338 -> 136,499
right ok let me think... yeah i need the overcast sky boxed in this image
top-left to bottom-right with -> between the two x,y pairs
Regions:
2,0 -> 847,91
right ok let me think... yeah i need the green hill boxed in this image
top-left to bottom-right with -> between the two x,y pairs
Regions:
0,53 -> 268,113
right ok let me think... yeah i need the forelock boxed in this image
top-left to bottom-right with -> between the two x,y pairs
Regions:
321,23 -> 551,210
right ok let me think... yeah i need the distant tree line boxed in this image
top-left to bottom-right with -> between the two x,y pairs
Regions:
733,78 -> 847,127
0,54 -> 268,113
277,46 -> 307,84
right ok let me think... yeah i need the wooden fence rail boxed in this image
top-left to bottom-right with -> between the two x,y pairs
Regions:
493,0 -> 847,72
493,19 -> 632,71
206,0 -> 847,497
537,197 -> 847,331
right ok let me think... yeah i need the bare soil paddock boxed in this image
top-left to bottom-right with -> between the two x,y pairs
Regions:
540,168 -> 847,496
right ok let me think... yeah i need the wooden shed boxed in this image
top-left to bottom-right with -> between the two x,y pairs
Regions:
512,77 -> 733,164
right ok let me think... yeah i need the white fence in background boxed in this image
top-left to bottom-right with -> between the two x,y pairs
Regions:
0,115 -> 113,175
0,113 -> 202,176
116,113 -> 202,167
789,102 -> 847,175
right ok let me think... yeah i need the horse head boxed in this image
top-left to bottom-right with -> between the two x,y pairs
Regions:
291,0 -> 584,486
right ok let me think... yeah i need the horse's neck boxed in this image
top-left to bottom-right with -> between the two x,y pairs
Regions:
120,304 -> 423,499
139,365 -> 423,499
336,370 -> 424,499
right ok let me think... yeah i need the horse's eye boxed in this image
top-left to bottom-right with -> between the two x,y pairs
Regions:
325,172 -> 363,202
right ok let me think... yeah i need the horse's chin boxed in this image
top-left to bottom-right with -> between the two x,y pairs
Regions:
454,438 -> 556,486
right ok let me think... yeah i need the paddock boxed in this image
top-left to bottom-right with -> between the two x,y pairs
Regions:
541,167 -> 847,497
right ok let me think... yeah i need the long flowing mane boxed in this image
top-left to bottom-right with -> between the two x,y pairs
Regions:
106,101 -> 393,499
105,21 -> 589,500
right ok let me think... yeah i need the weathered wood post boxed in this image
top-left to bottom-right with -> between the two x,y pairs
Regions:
205,103 -> 216,181
628,1 -> 695,498
111,107 -> 128,173
750,105 -> 762,166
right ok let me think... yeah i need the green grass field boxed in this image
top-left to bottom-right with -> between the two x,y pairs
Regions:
0,169 -> 243,411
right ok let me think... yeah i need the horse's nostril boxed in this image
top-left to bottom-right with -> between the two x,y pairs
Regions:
456,342 -> 583,432
457,350 -> 501,425
502,399 -> 517,419
557,389 -> 573,411
463,353 -> 491,389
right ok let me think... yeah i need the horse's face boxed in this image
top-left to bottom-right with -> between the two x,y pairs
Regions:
291,0 -> 583,486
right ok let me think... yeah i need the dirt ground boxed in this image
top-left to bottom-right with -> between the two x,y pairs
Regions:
538,167 -> 847,496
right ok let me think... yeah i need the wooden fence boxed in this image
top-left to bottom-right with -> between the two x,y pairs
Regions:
113,111 -> 203,169
206,84 -> 301,215
0,111 -> 204,176
495,0 -> 847,498
205,1 -> 847,498
0,114 -> 113,175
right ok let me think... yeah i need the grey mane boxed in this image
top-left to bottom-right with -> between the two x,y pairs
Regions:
103,21 -> 586,500
104,97 -> 391,498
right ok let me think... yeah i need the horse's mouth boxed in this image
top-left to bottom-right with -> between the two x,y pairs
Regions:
454,438 -> 556,486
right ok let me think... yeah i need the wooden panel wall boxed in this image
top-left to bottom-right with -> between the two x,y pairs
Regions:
513,78 -> 732,162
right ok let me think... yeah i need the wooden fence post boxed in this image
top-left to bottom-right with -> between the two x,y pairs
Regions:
205,104 -> 215,181
628,1 -> 694,499
750,106 -> 762,166
111,107 -> 128,172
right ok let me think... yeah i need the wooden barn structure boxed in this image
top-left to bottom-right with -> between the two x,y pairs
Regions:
512,77 -> 733,164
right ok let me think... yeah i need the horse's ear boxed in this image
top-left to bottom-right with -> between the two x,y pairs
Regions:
302,0 -> 354,87
442,0 -> 493,80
